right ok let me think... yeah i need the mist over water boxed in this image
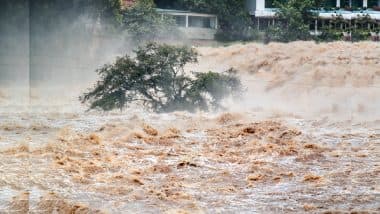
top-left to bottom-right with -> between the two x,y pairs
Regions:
0,1 -> 188,110
196,41 -> 380,122
0,0 -> 131,108
0,1 -> 29,105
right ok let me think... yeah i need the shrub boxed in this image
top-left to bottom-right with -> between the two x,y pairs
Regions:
215,27 -> 260,42
80,42 -> 242,112
351,29 -> 370,41
317,27 -> 343,42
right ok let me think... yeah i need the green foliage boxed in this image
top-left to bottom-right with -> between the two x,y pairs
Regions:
29,0 -> 123,29
350,15 -> 373,41
266,0 -> 316,42
87,0 -> 124,27
351,29 -> 370,41
175,0 -> 256,41
122,0 -> 177,43
352,14 -> 378,39
316,14 -> 378,42
215,26 -> 260,42
317,15 -> 346,42
28,0 -> 125,55
80,42 -> 242,112
317,27 -> 343,42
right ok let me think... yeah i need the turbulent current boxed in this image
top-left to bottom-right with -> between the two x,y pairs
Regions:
0,41 -> 379,213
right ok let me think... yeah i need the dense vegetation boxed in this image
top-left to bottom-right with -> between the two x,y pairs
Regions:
265,0 -> 317,42
3,0 -> 378,45
122,0 -> 177,43
80,43 -> 242,112
265,0 -> 379,42
183,0 -> 256,41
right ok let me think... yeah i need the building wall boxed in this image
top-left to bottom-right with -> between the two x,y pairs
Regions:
256,0 -> 265,10
178,27 -> 217,40
158,10 -> 218,40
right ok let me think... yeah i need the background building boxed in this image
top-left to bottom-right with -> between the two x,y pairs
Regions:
246,0 -> 380,32
157,9 -> 218,40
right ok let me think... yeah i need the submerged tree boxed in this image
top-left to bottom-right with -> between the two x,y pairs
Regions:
80,43 -> 242,112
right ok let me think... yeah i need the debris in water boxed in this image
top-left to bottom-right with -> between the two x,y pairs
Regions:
143,124 -> 159,136
87,133 -> 101,144
303,174 -> 323,182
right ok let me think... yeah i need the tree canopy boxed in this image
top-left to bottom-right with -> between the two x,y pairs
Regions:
266,0 -> 317,42
80,42 -> 242,112
122,0 -> 177,44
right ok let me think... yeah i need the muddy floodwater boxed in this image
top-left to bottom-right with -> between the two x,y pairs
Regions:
0,41 -> 380,213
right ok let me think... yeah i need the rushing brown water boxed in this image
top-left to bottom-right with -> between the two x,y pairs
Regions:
196,41 -> 380,121
0,41 -> 379,213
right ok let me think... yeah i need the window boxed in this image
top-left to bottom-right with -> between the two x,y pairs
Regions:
189,16 -> 214,28
341,0 -> 350,7
368,0 -> 379,8
351,0 -> 363,7
342,0 -> 364,8
174,15 -> 186,27
320,0 -> 336,8
265,0 -> 275,8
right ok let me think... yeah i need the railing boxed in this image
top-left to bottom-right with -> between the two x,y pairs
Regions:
254,7 -> 380,18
